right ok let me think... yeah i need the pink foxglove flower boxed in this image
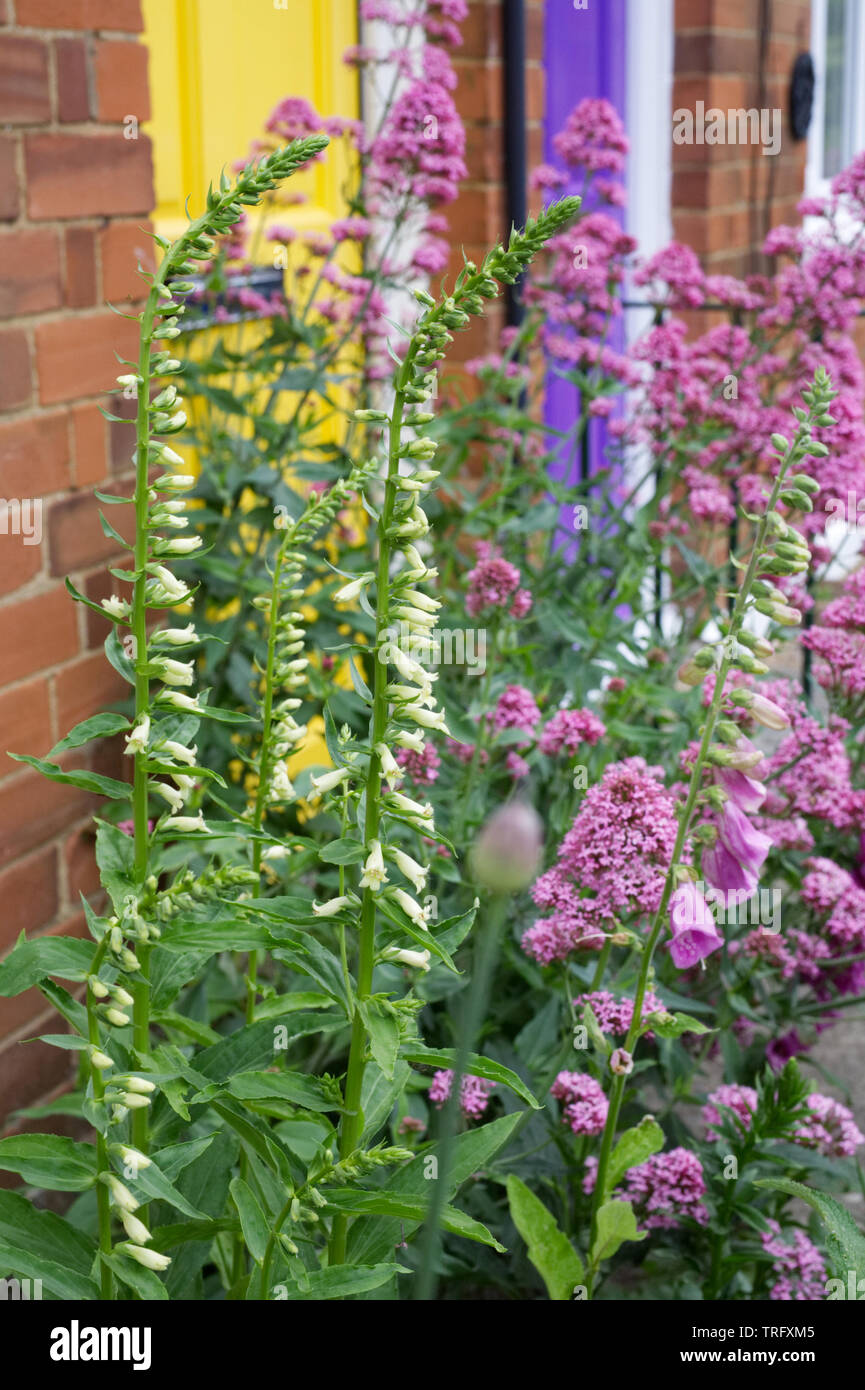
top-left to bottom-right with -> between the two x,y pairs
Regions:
715,800 -> 773,882
668,882 -> 723,969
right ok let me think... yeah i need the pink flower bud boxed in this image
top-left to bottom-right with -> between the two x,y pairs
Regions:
471,802 -> 544,892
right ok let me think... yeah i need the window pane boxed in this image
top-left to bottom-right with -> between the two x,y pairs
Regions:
823,0 -> 847,178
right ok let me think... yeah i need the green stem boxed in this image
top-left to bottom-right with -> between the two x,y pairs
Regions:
585,422 -> 812,1297
86,943 -> 113,1299
328,351 -> 412,1268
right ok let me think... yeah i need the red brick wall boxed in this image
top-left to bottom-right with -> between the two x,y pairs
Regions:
447,0 -> 545,367
0,0 -> 153,1125
673,0 -> 812,275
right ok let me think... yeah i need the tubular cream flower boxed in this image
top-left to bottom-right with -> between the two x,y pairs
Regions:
310,766 -> 351,796
389,847 -> 428,894
124,715 -> 150,757
153,623 -> 198,646
391,887 -> 429,930
360,839 -> 388,891
382,946 -> 431,971
160,812 -> 207,833
388,791 -> 434,821
313,896 -> 352,917
103,1174 -> 139,1212
333,573 -> 373,603
153,657 -> 195,687
159,739 -> 197,766
102,595 -> 131,619
120,1243 -> 171,1272
374,742 -> 403,783
156,691 -> 203,714
120,1210 -> 152,1244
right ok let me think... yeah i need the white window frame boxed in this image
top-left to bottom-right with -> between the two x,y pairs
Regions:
806,0 -> 865,197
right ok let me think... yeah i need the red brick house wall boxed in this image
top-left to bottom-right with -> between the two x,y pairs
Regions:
673,0 -> 812,276
0,0 -> 153,1125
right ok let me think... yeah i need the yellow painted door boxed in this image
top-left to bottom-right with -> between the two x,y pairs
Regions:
141,0 -> 359,244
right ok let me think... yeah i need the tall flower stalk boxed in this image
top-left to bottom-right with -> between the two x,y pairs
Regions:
319,198 -> 581,1265
585,368 -> 836,1295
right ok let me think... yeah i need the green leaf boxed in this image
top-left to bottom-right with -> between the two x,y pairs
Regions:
506,1176 -> 584,1299
347,653 -> 372,702
400,1046 -> 539,1109
101,1251 -> 168,1301
325,1189 -> 505,1252
646,1010 -> 714,1039
133,1156 -> 210,1220
0,1134 -> 96,1191
0,937 -> 95,996
271,1262 -> 408,1301
48,713 -> 130,757
589,1199 -> 646,1267
7,754 -> 130,801
606,1116 -> 665,1194
65,576 -> 119,620
360,1001 -> 400,1080
158,920 -> 271,953
347,1112 -> 522,1265
229,1178 -> 269,1264
228,1069 -> 342,1115
755,1178 -> 865,1281
0,1236 -> 99,1300
104,626 -> 135,685
318,836 -> 365,865
94,819 -> 135,914
0,1189 -> 97,1297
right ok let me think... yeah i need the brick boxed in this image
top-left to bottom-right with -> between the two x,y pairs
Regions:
0,847 -> 58,954
53,649 -> 127,735
461,1 -> 502,59
0,1024 -> 77,1121
0,35 -> 50,124
108,393 -> 136,472
0,587 -> 78,688
464,124 -> 504,183
0,768 -> 92,869
82,565 -> 118,646
449,185 -> 506,247
55,37 -> 89,123
0,135 -> 18,221
15,0 -> 143,28
64,822 -> 99,902
0,330 -> 32,411
454,59 -> 502,123
0,529 -> 41,597
35,310 -> 139,405
49,487 -> 126,576
0,411 -> 69,499
95,39 -> 149,123
64,225 -> 97,308
99,219 -> 154,303
25,133 -> 153,221
0,229 -> 61,318
675,0 -> 714,27
70,401 -> 107,487
0,679 -> 52,780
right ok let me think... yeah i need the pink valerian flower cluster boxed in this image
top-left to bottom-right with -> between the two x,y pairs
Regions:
761,1221 -> 827,1301
428,1068 -> 495,1121
794,1093 -> 865,1157
576,989 -> 666,1037
491,685 -> 542,742
522,759 -> 678,965
756,679 -> 865,834
702,1083 -> 758,1135
802,565 -> 865,704
584,1149 -> 709,1231
213,0 -> 467,366
614,153 -> 865,537
395,741 -> 441,786
465,542 -> 533,619
538,707 -> 606,757
551,1071 -> 608,1135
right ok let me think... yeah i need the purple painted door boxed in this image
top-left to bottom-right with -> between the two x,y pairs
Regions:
543,0 -> 627,528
